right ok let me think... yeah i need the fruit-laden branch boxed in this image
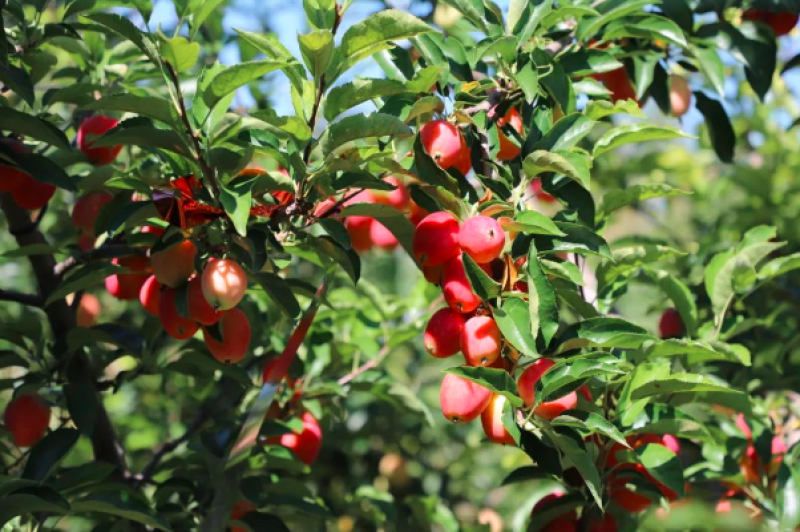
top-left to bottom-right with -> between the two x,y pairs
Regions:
0,193 -> 128,476
200,277 -> 330,532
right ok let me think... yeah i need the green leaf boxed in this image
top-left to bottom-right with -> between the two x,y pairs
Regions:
559,48 -> 623,78
523,150 -> 591,189
528,244 -> 558,347
333,9 -> 431,79
643,268 -> 698,336
604,16 -> 688,48
443,0 -> 487,32
13,152 -> 79,191
557,317 -> 653,353
91,126 -> 191,157
552,412 -> 629,448
594,124 -> 692,157
598,184 -> 690,219
576,0 -> 651,41
512,61 -> 541,104
0,108 -> 71,150
494,297 -> 538,357
584,99 -> 646,121
234,30 -> 306,92
511,0 -> 554,44
320,113 -> 413,156
22,428 -> 80,482
551,433 -> 603,507
630,373 -> 743,399
0,63 -> 35,106
618,361 -> 671,426
219,178 -> 253,236
549,222 -> 612,259
339,202 -> 415,256
694,92 -> 735,163
83,12 -> 156,59
444,366 -> 523,407
777,460 -> 800,529
694,45 -> 725,97
531,114 -> 595,152
510,211 -> 565,237
323,78 -> 407,122
160,35 -> 200,73
304,0 -> 336,31
189,0 -> 227,39
83,94 -> 179,127
637,443 -> 684,497
253,273 -> 301,318
645,339 -> 751,366
0,487 -> 70,525
299,30 -> 335,80
72,494 -> 172,531
759,252 -> 800,280
462,254 -> 501,301
65,379 -> 99,436
203,60 -> 290,112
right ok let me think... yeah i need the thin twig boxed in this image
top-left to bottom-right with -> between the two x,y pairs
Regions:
0,289 -> 42,307
54,243 -> 144,278
164,62 -> 221,199
337,344 -> 391,386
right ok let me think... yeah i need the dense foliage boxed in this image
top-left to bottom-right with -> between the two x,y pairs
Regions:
2,0 -> 800,531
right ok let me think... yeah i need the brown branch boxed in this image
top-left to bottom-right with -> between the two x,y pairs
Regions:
337,344 -> 390,386
0,193 -> 128,476
54,243 -> 144,278
164,61 -> 221,199
0,289 -> 42,307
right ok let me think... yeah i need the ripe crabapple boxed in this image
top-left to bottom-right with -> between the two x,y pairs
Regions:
517,359 -> 577,419
492,106 -> 524,161
454,134 -> 472,176
151,239 -> 197,288
419,119 -> 464,169
439,373 -> 492,423
458,215 -> 506,264
76,294 -> 101,327
424,307 -> 466,358
229,499 -> 256,532
188,275 -> 222,325
277,411 -> 322,465
346,215 -> 375,252
0,156 -> 31,193
3,393 -> 50,447
422,263 -> 444,285
139,275 -> 162,316
442,254 -> 485,313
77,115 -> 122,166
413,211 -> 460,267
743,9 -> 799,36
105,255 -> 150,300
608,463 -> 656,512
201,258 -> 247,311
159,286 -> 200,340
461,315 -> 502,367
669,75 -> 692,118
203,307 -> 251,363
374,176 -> 410,210
481,394 -> 515,445
11,178 -> 56,210
658,308 -> 684,339
369,220 -> 398,250
72,191 -> 113,232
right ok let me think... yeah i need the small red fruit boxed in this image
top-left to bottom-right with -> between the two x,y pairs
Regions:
105,256 -> 150,300
370,221 -> 398,250
0,138 -> 30,192
203,307 -> 251,363
439,373 -> 492,423
151,239 -> 197,288
72,191 -> 113,232
77,115 -> 122,166
454,135 -> 472,176
413,211 -> 461,267
442,254 -> 484,313
159,287 -> 200,340
188,275 -> 222,325
669,76 -> 692,118
658,308 -> 684,339
517,359 -> 577,419
76,294 -> 101,327
201,259 -> 247,311
277,411 -> 322,465
346,215 -> 375,252
458,215 -> 506,264
419,119 -> 464,169
609,464 -> 655,512
461,315 -> 502,367
11,178 -> 56,210
481,394 -> 516,445
3,394 -> 51,447
424,308 -> 466,358
229,499 -> 257,532
422,263 -> 444,285
139,275 -> 162,316
493,106 -> 524,161
374,177 -> 410,210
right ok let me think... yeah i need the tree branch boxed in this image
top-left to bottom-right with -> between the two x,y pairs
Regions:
0,193 -> 129,476
0,289 -> 42,307
54,243 -> 144,278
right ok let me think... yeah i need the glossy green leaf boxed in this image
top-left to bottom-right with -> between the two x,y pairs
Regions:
694,92 -> 735,163
598,183 -> 690,219
0,108 -> 71,150
253,272 -> 301,318
83,94 -> 179,127
320,113 -> 413,156
299,30 -> 335,80
203,60 -> 289,111
22,428 -> 80,482
494,297 -> 537,357
528,244 -> 558,347
594,124 -> 692,157
160,35 -> 200,73
462,253 -> 501,301
444,366 -> 523,407
323,78 -> 407,122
